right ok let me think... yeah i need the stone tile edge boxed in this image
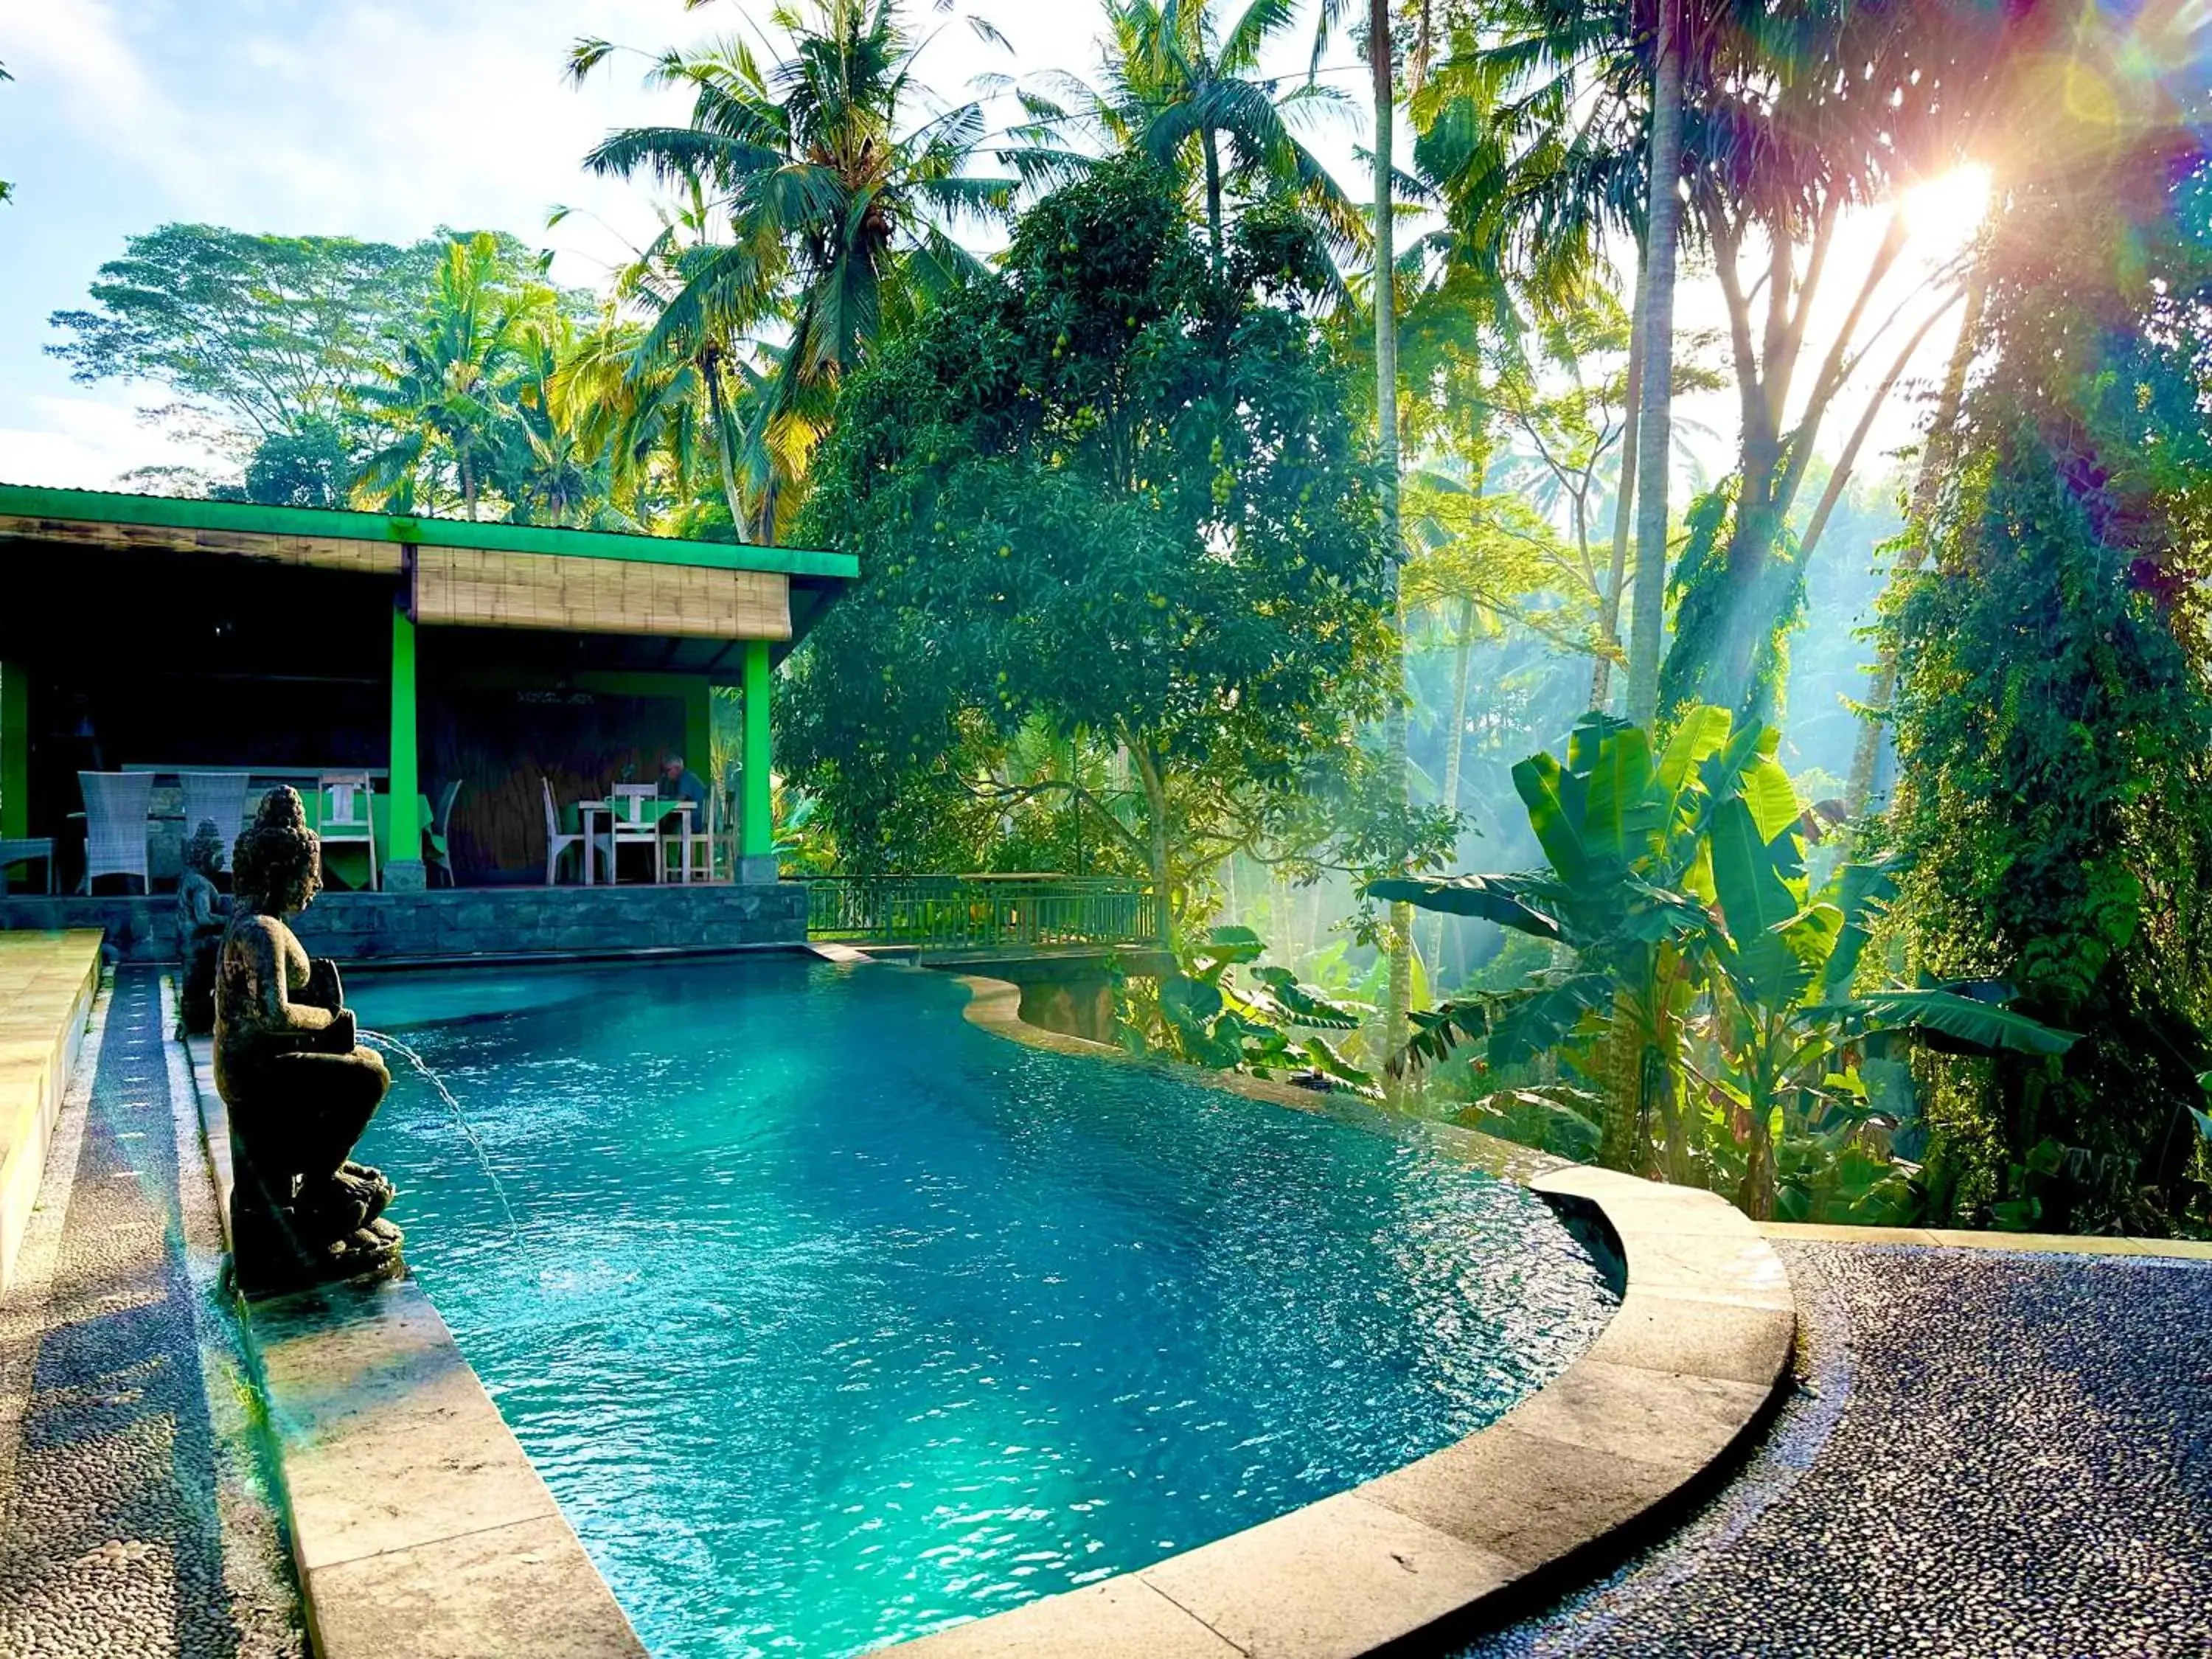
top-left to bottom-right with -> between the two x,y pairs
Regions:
882,972 -> 1799,1658
164,980 -> 648,1659
0,929 -> 104,1295
1759,1220 -> 2212,1259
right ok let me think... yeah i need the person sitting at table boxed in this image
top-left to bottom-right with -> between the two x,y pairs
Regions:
658,754 -> 708,818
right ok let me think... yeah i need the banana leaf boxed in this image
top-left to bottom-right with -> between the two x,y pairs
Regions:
1740,751 -> 1802,845
1842,987 -> 2079,1057
1708,798 -> 1800,947
1512,751 -> 1590,891
1565,712 -> 1638,776
1246,965 -> 1365,1030
1578,723 -> 1659,872
1818,859 -> 1897,1001
1487,971 -> 1615,1067
1656,703 -> 1733,799
1366,873 -> 1565,941
1301,1036 -> 1377,1094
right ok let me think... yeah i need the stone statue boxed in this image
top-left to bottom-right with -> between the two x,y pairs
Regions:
214,786 -> 402,1295
177,819 -> 230,1036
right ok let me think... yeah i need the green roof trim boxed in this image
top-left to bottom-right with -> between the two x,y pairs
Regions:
0,482 -> 860,581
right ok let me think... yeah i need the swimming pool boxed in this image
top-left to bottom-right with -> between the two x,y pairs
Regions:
350,956 -> 1618,1658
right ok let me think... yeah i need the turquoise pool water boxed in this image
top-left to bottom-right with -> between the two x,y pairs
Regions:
350,956 -> 1618,1658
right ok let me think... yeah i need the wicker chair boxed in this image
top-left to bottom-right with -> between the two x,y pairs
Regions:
78,771 -> 156,894
0,839 -> 56,894
180,771 -> 251,868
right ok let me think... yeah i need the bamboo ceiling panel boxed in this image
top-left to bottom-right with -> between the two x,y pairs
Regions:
0,513 -> 406,574
414,545 -> 792,640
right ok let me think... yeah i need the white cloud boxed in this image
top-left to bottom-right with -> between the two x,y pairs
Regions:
0,394 -> 232,491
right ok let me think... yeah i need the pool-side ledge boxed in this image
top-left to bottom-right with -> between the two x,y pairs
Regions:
174,1019 -> 648,1659
905,973 -> 1797,1658
0,930 -> 103,1295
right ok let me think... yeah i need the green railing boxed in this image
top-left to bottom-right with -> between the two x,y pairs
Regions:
803,875 -> 1159,951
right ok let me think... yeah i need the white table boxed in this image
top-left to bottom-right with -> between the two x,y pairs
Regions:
579,799 -> 696,886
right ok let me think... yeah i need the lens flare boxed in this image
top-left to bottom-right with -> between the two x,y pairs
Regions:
1902,164 -> 1994,240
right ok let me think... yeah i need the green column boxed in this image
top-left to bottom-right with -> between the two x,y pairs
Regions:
1,660 -> 27,841
740,639 -> 774,879
385,606 -> 425,890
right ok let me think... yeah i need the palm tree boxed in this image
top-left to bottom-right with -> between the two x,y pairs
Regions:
1012,0 -> 1362,268
353,234 -> 556,520
1416,0 -> 1705,726
570,0 -> 1011,510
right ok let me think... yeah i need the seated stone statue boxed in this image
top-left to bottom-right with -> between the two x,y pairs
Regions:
214,786 -> 403,1295
177,819 -> 231,1036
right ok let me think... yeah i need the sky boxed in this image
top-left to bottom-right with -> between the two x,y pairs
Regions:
0,0 -> 1975,495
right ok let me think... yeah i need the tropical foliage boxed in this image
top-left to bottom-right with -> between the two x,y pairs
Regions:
1375,709 -> 2075,1220
1880,82 -> 2212,1235
29,0 -> 2212,1235
783,159 -> 1399,936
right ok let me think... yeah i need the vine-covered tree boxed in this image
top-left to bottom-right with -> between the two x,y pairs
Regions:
783,159 -> 1397,939
1884,117 -> 2212,1234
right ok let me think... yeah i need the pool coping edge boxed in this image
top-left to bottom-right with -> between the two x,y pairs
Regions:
886,969 -> 1798,1659
167,988 -> 650,1659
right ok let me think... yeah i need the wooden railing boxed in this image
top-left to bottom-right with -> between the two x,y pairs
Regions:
803,875 -> 1159,951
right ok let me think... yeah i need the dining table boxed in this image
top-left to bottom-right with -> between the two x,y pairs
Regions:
578,796 -> 696,886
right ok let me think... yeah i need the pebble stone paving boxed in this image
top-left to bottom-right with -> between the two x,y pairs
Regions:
0,970 -> 304,1659
1465,1239 -> 2212,1659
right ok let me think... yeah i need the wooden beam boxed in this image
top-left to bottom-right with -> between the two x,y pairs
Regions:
0,512 -> 406,575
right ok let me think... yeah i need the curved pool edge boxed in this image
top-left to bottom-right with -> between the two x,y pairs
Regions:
890,970 -> 1798,1659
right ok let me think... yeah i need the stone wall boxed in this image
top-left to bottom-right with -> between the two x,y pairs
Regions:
0,883 -> 807,964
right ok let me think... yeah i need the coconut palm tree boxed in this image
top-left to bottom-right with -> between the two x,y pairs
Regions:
1007,0 -> 1363,269
569,0 -> 1011,478
352,234 -> 558,520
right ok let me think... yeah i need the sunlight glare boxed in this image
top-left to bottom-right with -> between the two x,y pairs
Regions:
1901,164 -> 1994,240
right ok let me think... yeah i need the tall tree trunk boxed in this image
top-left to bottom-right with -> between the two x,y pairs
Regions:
1846,260 -> 1988,818
1425,594 -> 1477,978
1130,737 -> 1174,950
460,448 -> 479,521
1624,0 -> 1684,728
1371,0 -> 1413,1096
1203,128 -> 1226,268
700,349 -> 748,543
1591,250 -> 1647,711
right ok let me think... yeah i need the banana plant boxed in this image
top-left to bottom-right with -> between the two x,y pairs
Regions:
1120,926 -> 1377,1094
1371,706 -> 1778,1176
1697,799 -> 2077,1220
1374,707 -> 2079,1217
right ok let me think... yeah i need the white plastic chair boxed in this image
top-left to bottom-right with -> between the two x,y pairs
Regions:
610,784 -> 664,883
542,778 -> 608,886
78,771 -> 155,894
180,771 -> 251,867
317,771 -> 378,891
666,787 -> 724,883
